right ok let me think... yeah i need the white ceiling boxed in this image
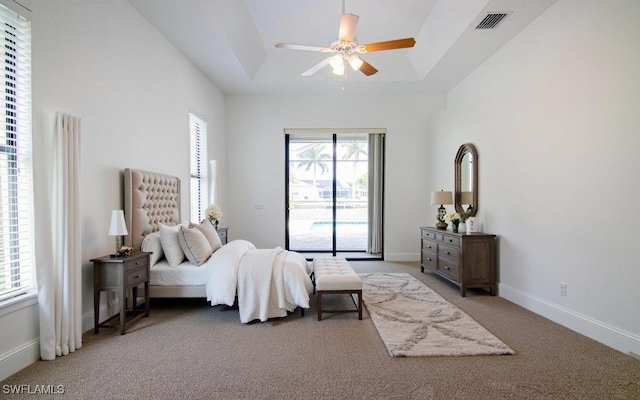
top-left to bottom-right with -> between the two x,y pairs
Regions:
129,0 -> 557,95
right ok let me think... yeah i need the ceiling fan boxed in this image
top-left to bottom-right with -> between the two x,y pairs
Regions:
275,2 -> 416,77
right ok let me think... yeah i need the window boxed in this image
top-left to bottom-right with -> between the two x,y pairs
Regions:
189,112 -> 207,222
0,3 -> 33,302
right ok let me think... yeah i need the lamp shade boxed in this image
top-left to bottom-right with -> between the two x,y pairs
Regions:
461,191 -> 473,205
108,210 -> 128,236
431,190 -> 452,205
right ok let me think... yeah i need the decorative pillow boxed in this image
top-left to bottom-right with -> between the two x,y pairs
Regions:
141,231 -> 164,267
159,224 -> 185,267
191,219 -> 223,253
178,225 -> 213,266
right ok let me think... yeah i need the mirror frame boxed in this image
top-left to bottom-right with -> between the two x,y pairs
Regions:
454,143 -> 478,217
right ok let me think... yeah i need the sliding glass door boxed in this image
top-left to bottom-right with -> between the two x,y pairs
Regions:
285,132 -> 383,259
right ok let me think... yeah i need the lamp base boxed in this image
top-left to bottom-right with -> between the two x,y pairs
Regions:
435,220 -> 448,230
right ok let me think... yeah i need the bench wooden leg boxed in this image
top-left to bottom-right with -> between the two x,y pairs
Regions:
317,292 -> 323,321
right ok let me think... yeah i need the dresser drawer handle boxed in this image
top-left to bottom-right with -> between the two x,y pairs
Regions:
443,266 -> 450,270
427,245 -> 432,249
134,275 -> 140,279
426,258 -> 432,261
443,251 -> 450,255
448,239 -> 453,243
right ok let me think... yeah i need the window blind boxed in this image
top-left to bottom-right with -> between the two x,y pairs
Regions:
0,3 -> 33,302
189,112 -> 207,223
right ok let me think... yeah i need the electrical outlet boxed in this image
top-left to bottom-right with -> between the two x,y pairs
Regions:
560,282 -> 567,296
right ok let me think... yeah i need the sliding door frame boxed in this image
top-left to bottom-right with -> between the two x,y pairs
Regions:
285,128 -> 385,260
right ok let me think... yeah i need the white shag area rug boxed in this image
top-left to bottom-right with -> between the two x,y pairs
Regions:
359,272 -> 515,357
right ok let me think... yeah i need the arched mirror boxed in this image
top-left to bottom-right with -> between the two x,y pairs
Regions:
454,143 -> 478,217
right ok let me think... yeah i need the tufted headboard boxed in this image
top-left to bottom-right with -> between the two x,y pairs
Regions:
124,168 -> 181,251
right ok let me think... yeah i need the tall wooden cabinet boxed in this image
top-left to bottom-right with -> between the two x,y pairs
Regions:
420,226 -> 496,296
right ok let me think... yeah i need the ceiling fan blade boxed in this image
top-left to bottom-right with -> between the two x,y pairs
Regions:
275,43 -> 332,52
360,38 -> 416,53
338,13 -> 359,42
359,59 -> 378,76
301,58 -> 330,76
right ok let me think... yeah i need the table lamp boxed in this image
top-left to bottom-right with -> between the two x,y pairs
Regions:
108,210 -> 128,254
431,190 -> 452,230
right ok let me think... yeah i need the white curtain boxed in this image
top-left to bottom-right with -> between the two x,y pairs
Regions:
367,133 -> 384,254
37,112 -> 82,360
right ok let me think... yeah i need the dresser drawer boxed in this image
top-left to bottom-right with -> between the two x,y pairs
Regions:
439,244 -> 460,264
421,251 -> 437,270
439,259 -> 460,281
422,239 -> 438,255
440,234 -> 460,247
421,229 -> 437,240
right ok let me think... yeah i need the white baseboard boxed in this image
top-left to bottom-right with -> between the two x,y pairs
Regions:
499,283 -> 640,356
82,297 -> 121,333
0,338 -> 40,382
384,252 -> 420,262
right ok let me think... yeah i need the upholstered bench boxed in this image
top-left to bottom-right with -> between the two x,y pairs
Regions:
313,257 -> 362,321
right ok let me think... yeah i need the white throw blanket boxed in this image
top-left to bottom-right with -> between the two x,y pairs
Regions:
204,240 -> 312,322
237,247 -> 287,323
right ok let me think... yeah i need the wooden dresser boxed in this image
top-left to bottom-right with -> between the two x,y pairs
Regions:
420,226 -> 496,296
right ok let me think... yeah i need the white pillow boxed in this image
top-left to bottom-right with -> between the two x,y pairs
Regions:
159,224 -> 184,267
178,225 -> 213,266
141,231 -> 164,267
191,220 -> 223,253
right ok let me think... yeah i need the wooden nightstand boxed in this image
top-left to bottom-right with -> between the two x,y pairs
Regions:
216,227 -> 228,245
91,252 -> 151,335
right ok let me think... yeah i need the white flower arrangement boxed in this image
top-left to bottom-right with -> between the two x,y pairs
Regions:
443,212 -> 461,223
204,204 -> 222,222
205,204 -> 222,227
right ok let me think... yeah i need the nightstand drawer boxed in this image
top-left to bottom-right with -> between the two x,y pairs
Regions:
126,266 -> 148,287
217,229 -> 227,244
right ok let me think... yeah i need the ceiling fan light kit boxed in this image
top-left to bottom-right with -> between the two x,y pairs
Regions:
275,5 -> 415,78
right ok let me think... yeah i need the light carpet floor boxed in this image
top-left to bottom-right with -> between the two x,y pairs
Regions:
360,272 -> 514,357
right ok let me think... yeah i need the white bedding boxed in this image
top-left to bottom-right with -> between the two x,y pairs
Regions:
151,239 -> 313,322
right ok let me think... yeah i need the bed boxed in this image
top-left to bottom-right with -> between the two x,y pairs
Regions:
123,168 -> 313,322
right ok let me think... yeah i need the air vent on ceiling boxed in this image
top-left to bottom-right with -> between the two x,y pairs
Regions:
475,12 -> 511,29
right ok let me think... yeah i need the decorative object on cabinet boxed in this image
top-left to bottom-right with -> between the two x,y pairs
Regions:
444,212 -> 461,233
91,251 -> 151,335
108,209 -> 128,254
466,217 -> 478,233
454,144 -> 478,217
431,190 -> 452,230
420,226 -> 496,296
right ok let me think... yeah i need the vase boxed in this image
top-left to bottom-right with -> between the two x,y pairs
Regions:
459,222 -> 466,233
452,222 -> 460,233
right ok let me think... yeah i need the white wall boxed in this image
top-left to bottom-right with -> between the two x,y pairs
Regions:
429,0 -> 640,355
0,0 -> 227,380
225,94 -> 445,260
